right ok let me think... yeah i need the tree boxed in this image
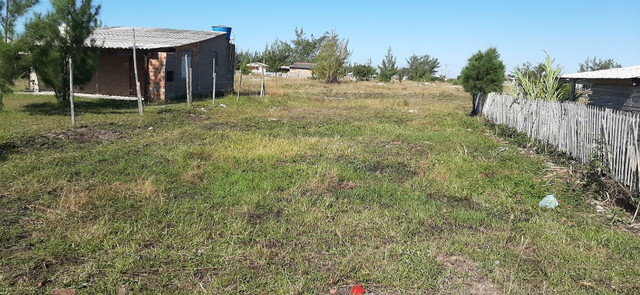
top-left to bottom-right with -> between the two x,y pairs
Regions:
378,47 -> 397,82
290,27 -> 326,63
235,49 -> 261,73
579,56 -> 621,72
1,0 -> 38,42
313,31 -> 350,83
351,60 -> 376,81
0,39 -> 24,110
459,47 -> 505,115
512,61 -> 545,80
405,54 -> 440,82
262,39 -> 291,72
25,0 -> 101,103
0,0 -> 37,110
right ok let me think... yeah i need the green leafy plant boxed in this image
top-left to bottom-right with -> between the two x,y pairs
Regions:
514,53 -> 564,101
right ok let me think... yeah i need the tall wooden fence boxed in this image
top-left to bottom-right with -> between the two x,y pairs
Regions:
482,93 -> 640,191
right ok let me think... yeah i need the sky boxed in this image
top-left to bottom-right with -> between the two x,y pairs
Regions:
31,0 -> 640,78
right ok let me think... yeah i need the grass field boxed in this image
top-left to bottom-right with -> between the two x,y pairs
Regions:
1,77 -> 639,294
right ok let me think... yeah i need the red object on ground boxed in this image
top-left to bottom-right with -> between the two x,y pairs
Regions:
350,283 -> 366,295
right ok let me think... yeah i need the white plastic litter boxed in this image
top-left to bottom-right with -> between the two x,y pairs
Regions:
539,195 -> 558,209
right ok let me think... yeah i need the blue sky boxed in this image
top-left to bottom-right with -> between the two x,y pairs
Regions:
32,0 -> 640,77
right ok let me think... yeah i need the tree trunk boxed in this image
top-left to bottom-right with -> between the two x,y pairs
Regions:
471,94 -> 479,116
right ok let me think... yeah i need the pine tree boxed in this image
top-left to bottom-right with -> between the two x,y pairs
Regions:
378,47 -> 397,82
0,0 -> 38,110
24,0 -> 101,103
313,31 -> 350,83
405,54 -> 439,82
263,39 -> 292,72
578,56 -> 621,72
0,0 -> 38,42
290,28 -> 326,63
459,47 -> 505,115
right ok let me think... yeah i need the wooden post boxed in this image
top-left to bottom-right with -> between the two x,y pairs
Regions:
132,29 -> 143,116
212,57 -> 216,106
569,79 -> 576,101
189,67 -> 193,104
185,55 -> 191,106
237,74 -> 242,101
260,67 -> 265,97
69,57 -> 76,127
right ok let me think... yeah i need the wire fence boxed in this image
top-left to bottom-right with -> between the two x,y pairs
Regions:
482,93 -> 640,191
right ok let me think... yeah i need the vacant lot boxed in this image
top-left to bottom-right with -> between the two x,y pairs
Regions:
1,78 -> 639,294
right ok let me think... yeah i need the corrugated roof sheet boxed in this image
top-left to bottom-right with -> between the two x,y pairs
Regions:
560,65 -> 640,79
86,27 -> 224,50
290,62 -> 315,70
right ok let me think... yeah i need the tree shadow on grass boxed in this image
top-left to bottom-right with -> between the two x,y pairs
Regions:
23,99 -> 140,116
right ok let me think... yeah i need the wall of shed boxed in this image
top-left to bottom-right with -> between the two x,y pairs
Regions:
587,79 -> 639,113
164,35 -> 235,100
82,50 -> 133,96
289,68 -> 313,79
148,52 -> 166,101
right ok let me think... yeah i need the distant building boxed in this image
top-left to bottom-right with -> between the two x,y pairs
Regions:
78,26 -> 235,101
288,62 -> 315,79
561,66 -> 640,112
247,62 -> 269,75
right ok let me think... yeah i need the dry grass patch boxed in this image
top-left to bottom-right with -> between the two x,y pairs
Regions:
438,255 -> 502,295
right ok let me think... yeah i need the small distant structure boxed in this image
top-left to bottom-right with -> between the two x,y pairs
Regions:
561,65 -> 640,112
288,62 -> 315,79
247,62 -> 269,75
28,69 -> 39,92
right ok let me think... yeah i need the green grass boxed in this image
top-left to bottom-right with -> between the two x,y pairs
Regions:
1,81 -> 639,294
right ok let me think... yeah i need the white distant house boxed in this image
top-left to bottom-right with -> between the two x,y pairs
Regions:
247,62 -> 268,74
561,65 -> 640,112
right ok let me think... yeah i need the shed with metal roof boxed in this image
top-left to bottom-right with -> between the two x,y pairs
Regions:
561,66 -> 640,112
80,27 -> 235,101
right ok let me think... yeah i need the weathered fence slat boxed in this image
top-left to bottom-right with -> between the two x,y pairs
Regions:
482,93 -> 640,193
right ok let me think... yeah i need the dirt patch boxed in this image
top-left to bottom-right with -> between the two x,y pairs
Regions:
44,128 -> 125,142
185,113 -> 208,121
1,128 -> 125,158
437,255 -> 502,295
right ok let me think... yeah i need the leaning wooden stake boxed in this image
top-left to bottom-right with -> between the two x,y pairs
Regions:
212,57 -> 216,106
69,57 -> 76,127
260,67 -> 265,97
132,29 -> 143,116
237,74 -> 242,101
189,68 -> 193,103
185,55 -> 191,106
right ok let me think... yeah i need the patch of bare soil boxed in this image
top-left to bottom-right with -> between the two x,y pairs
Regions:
437,255 -> 502,295
1,128 -> 126,159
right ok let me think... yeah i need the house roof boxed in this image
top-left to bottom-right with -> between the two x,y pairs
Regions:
560,65 -> 640,80
290,62 -> 315,70
87,27 -> 225,50
247,62 -> 268,68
